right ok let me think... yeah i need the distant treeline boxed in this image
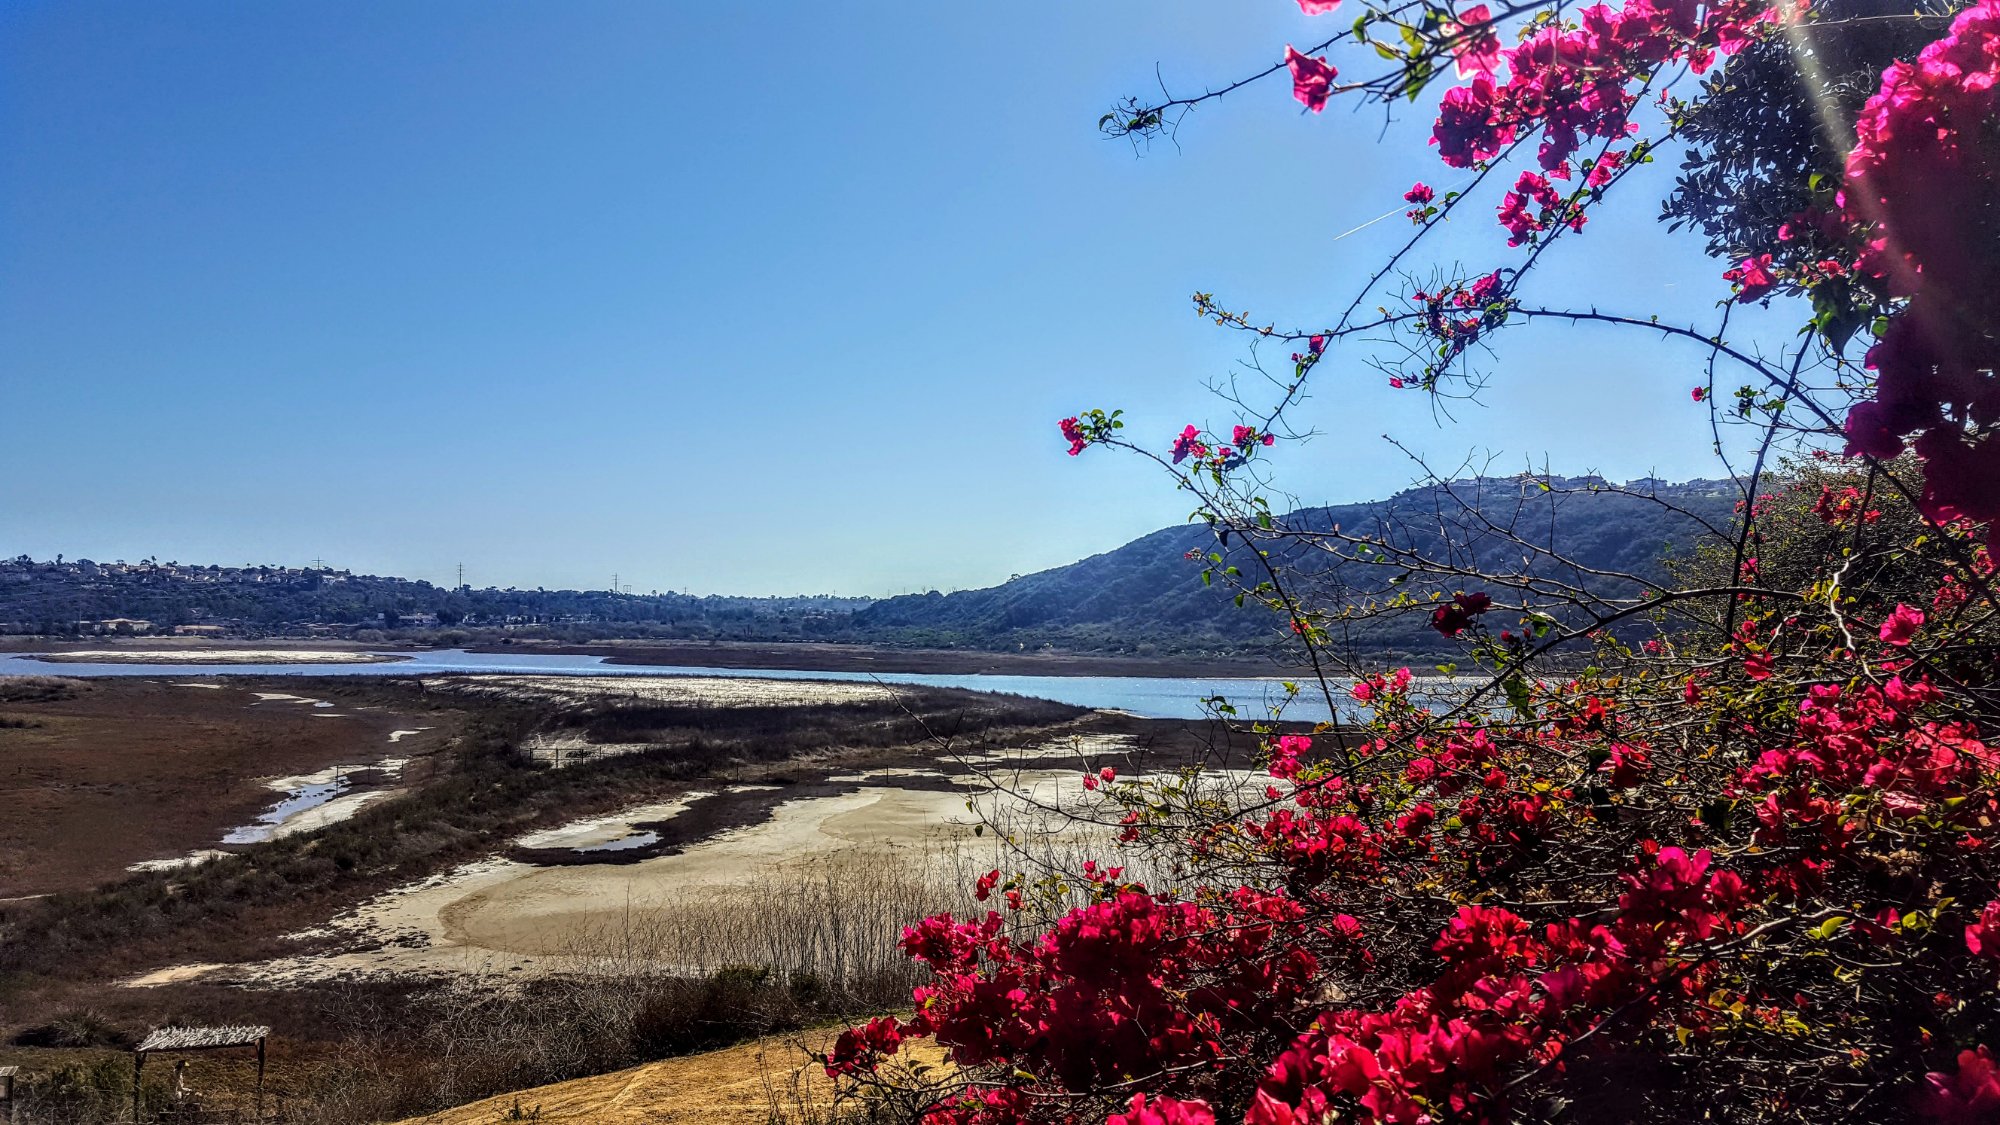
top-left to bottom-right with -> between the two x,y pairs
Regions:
2,476 -> 1737,657
0,557 -> 870,642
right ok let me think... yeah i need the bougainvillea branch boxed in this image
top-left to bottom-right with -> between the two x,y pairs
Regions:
830,1 -> 2000,1122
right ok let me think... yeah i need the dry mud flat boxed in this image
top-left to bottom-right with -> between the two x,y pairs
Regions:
426,673 -> 900,708
428,673 -> 926,768
0,677 -> 455,897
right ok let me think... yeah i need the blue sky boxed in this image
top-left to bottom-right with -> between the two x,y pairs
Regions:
0,2 -> 1785,596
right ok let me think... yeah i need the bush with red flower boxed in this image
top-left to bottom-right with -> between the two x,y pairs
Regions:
830,1 -> 2000,1122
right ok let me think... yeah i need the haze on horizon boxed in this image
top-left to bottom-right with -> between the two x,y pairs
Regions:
0,3 -> 1790,598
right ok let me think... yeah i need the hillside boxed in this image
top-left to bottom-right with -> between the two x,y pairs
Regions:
0,477 -> 1738,659
854,476 -> 1740,659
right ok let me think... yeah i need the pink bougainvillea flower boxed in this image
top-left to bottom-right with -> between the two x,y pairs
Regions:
1059,416 -> 1088,456
1448,4 -> 1503,77
1295,0 -> 1341,12
1834,0 -> 2000,527
824,1016 -> 904,1076
1431,591 -> 1494,636
1308,333 -> 1326,355
1404,182 -> 1435,205
1842,399 -> 1908,460
1170,424 -> 1207,464
1744,652 -> 1774,680
1432,76 -> 1512,167
1967,898 -> 2000,958
1285,46 -> 1338,112
1108,1093 -> 1216,1125
1691,387 -> 1707,402
1922,1047 -> 2000,1124
1722,254 -> 1777,301
1586,149 -> 1626,187
1880,603 -> 1925,645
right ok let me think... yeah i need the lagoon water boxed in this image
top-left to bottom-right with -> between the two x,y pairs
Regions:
0,648 -> 1340,722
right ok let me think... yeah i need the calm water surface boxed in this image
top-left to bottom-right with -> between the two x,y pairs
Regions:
0,648 -> 1340,722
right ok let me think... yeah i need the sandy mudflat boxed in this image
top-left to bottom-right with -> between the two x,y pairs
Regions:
512,799 -> 714,851
145,775 -> 1074,986
36,649 -> 406,665
114,728 -> 1262,989
426,673 -> 899,708
128,849 -> 233,873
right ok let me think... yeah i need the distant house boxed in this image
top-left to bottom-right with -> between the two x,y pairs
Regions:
174,624 -> 227,637
92,618 -> 153,634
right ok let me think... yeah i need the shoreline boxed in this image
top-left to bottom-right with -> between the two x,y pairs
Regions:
0,636 -> 1313,680
465,639 -> 1302,679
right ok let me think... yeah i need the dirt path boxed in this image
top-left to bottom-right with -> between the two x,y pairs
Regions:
391,1030 -> 947,1125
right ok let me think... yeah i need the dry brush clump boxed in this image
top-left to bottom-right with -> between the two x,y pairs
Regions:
264,849 -> 988,1123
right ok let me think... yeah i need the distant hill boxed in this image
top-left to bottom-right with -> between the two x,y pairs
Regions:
853,477 -> 1741,659
1,476 -> 1738,657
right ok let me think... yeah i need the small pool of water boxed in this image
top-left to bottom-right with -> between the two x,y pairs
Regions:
573,830 -> 663,854
223,779 -> 349,844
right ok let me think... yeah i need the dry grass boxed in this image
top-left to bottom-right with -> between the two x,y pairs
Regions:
382,1028 -> 950,1125
550,852 -> 984,991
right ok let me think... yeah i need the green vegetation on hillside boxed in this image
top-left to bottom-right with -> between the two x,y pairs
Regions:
2,476 -> 1734,658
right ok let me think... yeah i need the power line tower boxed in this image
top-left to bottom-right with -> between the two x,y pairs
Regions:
456,563 -> 464,589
